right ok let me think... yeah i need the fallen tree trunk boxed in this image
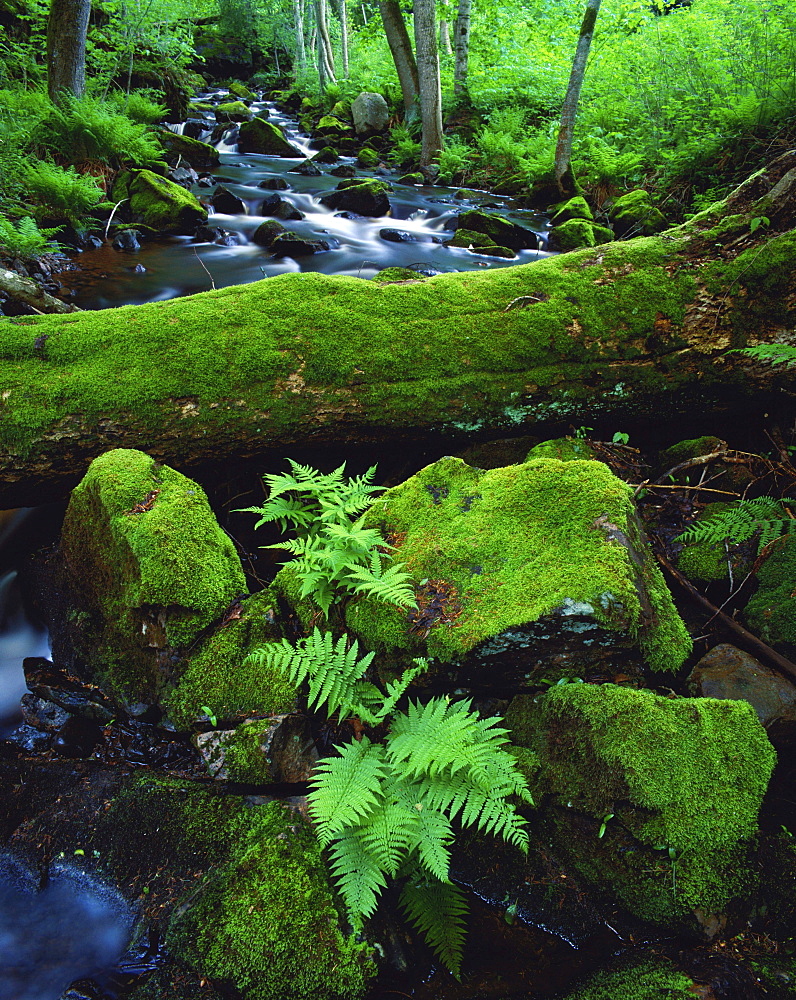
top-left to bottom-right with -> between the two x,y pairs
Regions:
0,154 -> 795,507
0,266 -> 82,315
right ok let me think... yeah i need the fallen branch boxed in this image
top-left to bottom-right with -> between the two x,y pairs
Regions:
0,265 -> 80,315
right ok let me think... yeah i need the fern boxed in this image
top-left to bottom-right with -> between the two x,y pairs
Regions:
676,496 -> 796,553
238,461 -> 417,617
0,214 -> 63,260
400,875 -> 469,978
733,343 -> 796,369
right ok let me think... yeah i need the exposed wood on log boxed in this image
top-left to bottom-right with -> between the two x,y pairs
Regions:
0,266 -> 81,315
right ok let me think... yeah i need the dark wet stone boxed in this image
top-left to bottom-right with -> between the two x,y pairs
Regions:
111,230 -> 141,252
259,193 -> 302,220
194,225 -> 225,242
211,185 -> 247,215
182,119 -> 210,140
258,177 -> 289,190
59,978 -> 110,999
168,165 -> 199,189
288,159 -> 322,177
329,164 -> 357,178
52,715 -> 104,758
21,693 -> 71,732
251,219 -> 287,247
334,210 -> 365,220
128,264 -> 147,273
319,178 -> 391,216
23,658 -> 116,724
379,228 -> 442,245
7,723 -> 52,753
269,233 -> 330,257
406,263 -> 445,277
196,175 -> 214,188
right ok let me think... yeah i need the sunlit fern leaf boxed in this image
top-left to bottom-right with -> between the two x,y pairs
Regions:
399,876 -> 468,978
357,787 -> 421,877
328,829 -> 389,924
412,805 -> 455,882
676,496 -> 796,553
308,737 -> 386,846
346,560 -> 418,609
733,344 -> 796,368
370,660 -> 430,723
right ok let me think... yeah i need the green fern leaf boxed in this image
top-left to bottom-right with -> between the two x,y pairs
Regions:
677,496 -> 796,553
328,829 -> 389,924
400,876 -> 468,978
309,737 -> 386,845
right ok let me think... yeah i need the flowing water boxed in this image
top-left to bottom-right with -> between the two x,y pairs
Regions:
57,93 -> 551,310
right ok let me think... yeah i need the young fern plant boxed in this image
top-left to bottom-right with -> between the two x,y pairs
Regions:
238,461 -> 417,617
677,496 -> 796,553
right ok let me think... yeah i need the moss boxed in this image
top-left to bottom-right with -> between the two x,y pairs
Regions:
561,957 -> 698,1000
549,218 -> 597,250
659,436 -> 726,467
356,457 -> 690,671
317,115 -> 350,132
744,534 -> 796,649
356,146 -> 379,167
228,81 -> 256,99
157,132 -> 220,170
550,195 -> 593,224
525,437 -> 599,462
371,267 -> 425,283
455,209 -> 536,250
61,448 -> 247,702
445,228 -> 498,248
114,169 -> 207,234
312,146 -> 340,163
165,589 -> 296,730
102,777 -> 375,1000
508,683 -> 776,923
610,189 -> 668,236
677,502 -> 735,582
215,100 -> 252,121
238,117 -> 301,156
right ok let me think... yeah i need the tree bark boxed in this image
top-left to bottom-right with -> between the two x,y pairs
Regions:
414,0 -> 444,178
339,0 -> 349,77
380,0 -> 419,119
439,18 -> 453,55
453,0 -> 471,98
554,0 -> 601,194
316,0 -> 336,88
0,267 -> 81,315
47,0 -> 91,103
293,0 -> 307,79
1,153 -> 795,507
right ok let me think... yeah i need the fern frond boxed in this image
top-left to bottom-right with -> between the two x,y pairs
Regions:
357,783 -> 420,876
371,660 -> 430,722
328,829 -> 389,924
346,560 -> 418,609
676,496 -> 796,553
734,344 -> 796,368
400,876 -> 468,978
308,737 -> 386,845
411,804 -> 455,882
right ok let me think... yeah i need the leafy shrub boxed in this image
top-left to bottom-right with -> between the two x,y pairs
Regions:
486,105 -> 527,140
22,161 -> 104,222
107,90 -> 167,124
436,138 -> 473,185
0,214 -> 63,260
33,95 -> 162,166
388,124 -> 422,169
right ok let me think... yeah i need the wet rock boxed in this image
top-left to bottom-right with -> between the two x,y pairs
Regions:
55,448 -> 247,710
182,118 -> 210,140
319,178 -> 391,216
157,131 -> 220,170
288,158 -> 322,177
111,229 -> 141,252
211,185 -> 247,215
687,643 -> 796,728
258,176 -> 289,190
311,146 -> 339,163
52,715 -> 104,757
453,209 -> 540,250
194,714 -> 317,782
269,232 -> 331,257
406,262 -> 444,277
330,164 -> 357,178
507,682 -> 776,933
167,165 -> 199,189
398,172 -> 425,185
344,457 -> 691,681
238,117 -> 303,156
351,92 -> 390,135
196,174 -> 214,188
23,658 -> 116,723
112,170 -> 207,235
251,219 -> 287,248
609,188 -> 668,237
21,693 -> 71,731
356,146 -> 380,168
214,100 -> 253,123
548,219 -> 613,251
194,225 -> 244,246
7,723 -> 52,752
379,228 -> 440,244
259,193 -> 303,220
334,210 -> 365,220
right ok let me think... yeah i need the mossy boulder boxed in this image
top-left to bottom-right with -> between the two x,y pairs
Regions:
165,589 -> 295,729
444,228 -> 515,257
356,146 -> 380,168
744,534 -> 796,651
398,172 -> 424,185
560,956 -> 701,1000
550,195 -> 593,224
102,777 -> 376,1000
157,130 -> 220,170
251,218 -> 287,247
311,145 -> 340,163
238,117 -> 303,156
453,209 -> 539,250
609,189 -> 668,237
319,178 -> 391,216
316,115 -> 352,137
506,682 -> 776,929
548,218 -> 614,252
525,436 -> 599,462
351,92 -> 390,135
676,502 -> 736,583
215,100 -> 253,122
58,448 -> 247,706
346,457 -> 691,677
113,169 -> 207,234
194,713 -> 315,782
228,81 -> 256,100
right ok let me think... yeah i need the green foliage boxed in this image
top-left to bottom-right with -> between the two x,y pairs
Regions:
22,162 -> 104,222
388,125 -> 422,169
435,138 -> 473,185
677,496 -> 796,553
33,95 -> 162,166
734,343 -> 796,368
0,215 -> 63,260
309,696 -> 532,975
107,90 -> 168,124
246,627 -> 428,725
239,461 -> 416,618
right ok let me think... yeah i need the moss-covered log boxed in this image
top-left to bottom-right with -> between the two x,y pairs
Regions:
1,154 -> 795,506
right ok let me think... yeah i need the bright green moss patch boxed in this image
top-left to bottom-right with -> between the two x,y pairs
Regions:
61,448 -> 246,702
677,502 -> 734,582
508,683 -> 776,923
744,534 -> 796,649
357,456 -> 690,670
561,957 -> 698,1000
113,169 -> 207,233
165,589 -> 296,730
525,436 -> 599,462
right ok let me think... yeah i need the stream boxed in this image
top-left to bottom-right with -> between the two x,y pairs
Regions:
56,92 -> 550,310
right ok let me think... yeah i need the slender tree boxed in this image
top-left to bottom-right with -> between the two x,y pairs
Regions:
316,0 -> 336,89
414,0 -> 444,178
379,0 -> 419,119
452,0 -> 471,98
47,0 -> 90,103
554,0 -> 601,194
339,0 -> 349,77
293,0 -> 307,79
439,18 -> 453,55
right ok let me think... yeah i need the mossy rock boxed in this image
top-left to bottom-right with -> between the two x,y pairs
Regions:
316,115 -> 352,135
228,81 -> 256,100
560,955 -> 700,1000
356,146 -> 380,168
215,100 -> 253,122
102,778 -> 376,1000
238,117 -> 303,157
550,195 -> 593,224
659,435 -> 727,468
157,131 -> 220,170
398,172 -> 424,185
193,712 -> 314,782
251,218 -> 287,247
165,589 -> 295,729
609,189 -> 668,237
454,209 -> 538,250
319,178 -> 391,216
347,456 -> 691,675
311,146 -> 340,163
548,219 -> 599,251
113,169 -> 207,234
744,534 -> 796,651
657,436 -> 754,492
676,502 -> 737,583
371,267 -> 425,283
506,682 -> 776,929
59,448 -> 247,706
445,227 -> 499,249
525,436 -> 599,462
187,101 -> 215,113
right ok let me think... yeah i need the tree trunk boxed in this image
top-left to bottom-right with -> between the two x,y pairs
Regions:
293,0 -> 307,79
380,0 -> 419,119
439,18 -> 453,55
339,0 -> 349,77
554,0 -> 601,194
414,0 -> 444,178
0,267 -> 82,315
316,0 -> 336,88
1,154 -> 795,507
47,0 -> 91,103
453,0 -> 471,98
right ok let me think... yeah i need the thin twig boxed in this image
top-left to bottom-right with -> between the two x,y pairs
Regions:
194,249 -> 216,290
634,451 -> 759,497
630,483 -> 741,497
104,198 -> 129,240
